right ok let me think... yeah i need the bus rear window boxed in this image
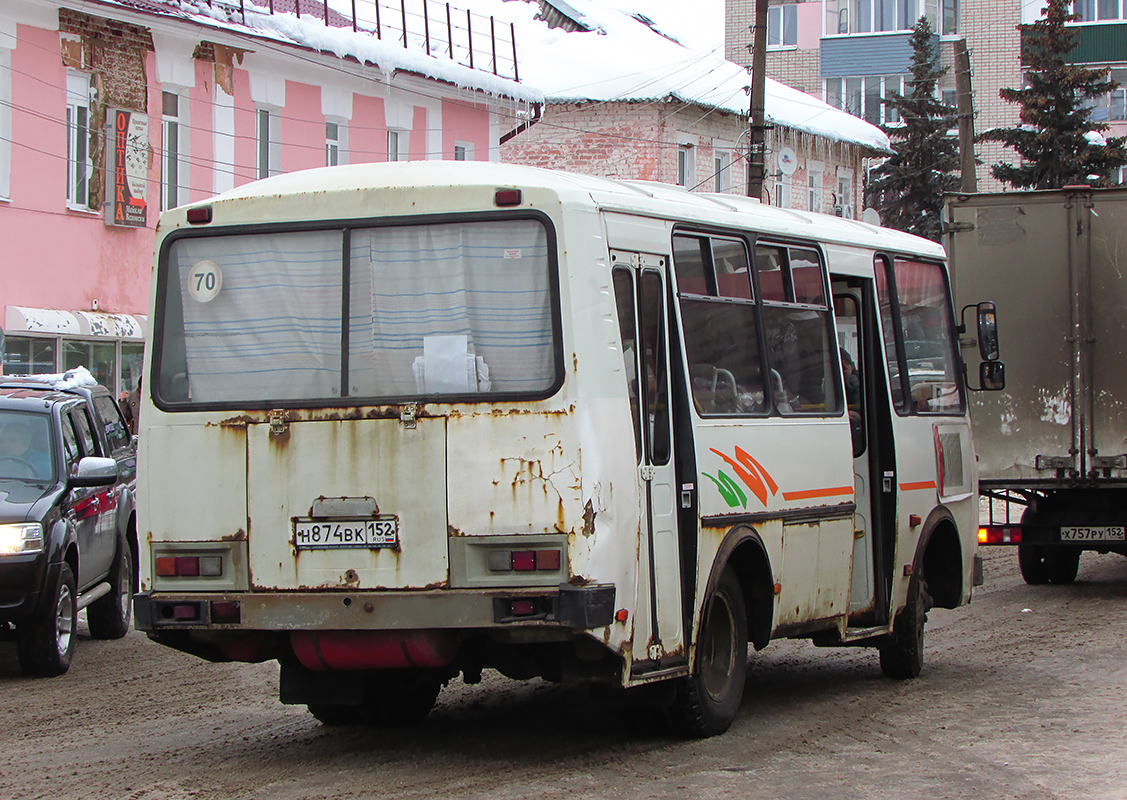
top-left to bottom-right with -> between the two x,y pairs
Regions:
156,218 -> 557,407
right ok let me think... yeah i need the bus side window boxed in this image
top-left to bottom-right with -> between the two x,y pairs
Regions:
612,268 -> 643,463
757,244 -> 841,416
673,233 -> 765,417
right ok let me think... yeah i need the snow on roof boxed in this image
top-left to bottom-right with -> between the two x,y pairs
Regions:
466,0 -> 892,153
100,0 -> 543,104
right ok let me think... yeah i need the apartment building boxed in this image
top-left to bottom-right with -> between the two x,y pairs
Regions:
725,0 -> 1127,191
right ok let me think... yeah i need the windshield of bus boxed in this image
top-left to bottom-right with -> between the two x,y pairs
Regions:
0,411 -> 54,482
155,218 -> 559,407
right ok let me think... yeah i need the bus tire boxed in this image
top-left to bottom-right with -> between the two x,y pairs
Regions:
88,541 -> 134,640
363,670 -> 442,726
1048,547 -> 1081,584
879,572 -> 930,680
668,567 -> 747,738
17,563 -> 77,678
1018,544 -> 1050,585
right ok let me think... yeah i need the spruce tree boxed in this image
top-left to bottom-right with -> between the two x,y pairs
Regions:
865,17 -> 959,241
980,0 -> 1127,188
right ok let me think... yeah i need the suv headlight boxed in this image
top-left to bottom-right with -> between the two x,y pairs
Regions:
0,523 -> 44,555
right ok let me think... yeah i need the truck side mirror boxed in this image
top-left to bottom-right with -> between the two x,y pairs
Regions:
980,361 -> 1005,391
977,302 -> 1000,361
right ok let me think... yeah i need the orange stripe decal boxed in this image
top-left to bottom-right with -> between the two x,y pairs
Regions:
899,480 -> 937,491
781,486 -> 855,501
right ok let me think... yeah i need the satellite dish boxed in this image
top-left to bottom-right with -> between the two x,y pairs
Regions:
862,207 -> 881,226
777,146 -> 797,176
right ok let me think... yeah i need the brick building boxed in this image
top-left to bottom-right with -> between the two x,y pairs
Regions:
495,0 -> 891,214
724,0 -> 1127,192
0,0 -> 539,391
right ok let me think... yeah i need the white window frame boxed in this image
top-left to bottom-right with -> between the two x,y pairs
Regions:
326,120 -> 349,167
767,4 -> 799,47
837,173 -> 854,219
825,0 -> 930,34
677,146 -> 695,187
714,151 -> 732,192
162,90 -> 189,210
454,140 -> 475,161
825,75 -> 908,125
66,72 -> 94,211
807,164 -> 823,213
388,129 -> 409,162
256,107 -> 280,180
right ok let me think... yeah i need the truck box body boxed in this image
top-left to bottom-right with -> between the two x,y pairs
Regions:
946,187 -> 1127,580
948,187 -> 1127,488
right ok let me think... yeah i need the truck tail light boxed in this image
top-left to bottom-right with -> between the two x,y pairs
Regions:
979,525 -> 1021,545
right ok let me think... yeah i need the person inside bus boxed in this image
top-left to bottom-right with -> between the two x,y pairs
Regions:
841,348 -> 864,455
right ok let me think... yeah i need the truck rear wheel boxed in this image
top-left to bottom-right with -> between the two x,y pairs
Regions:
17,563 -> 77,677
1048,547 -> 1081,584
1018,544 -> 1050,585
668,567 -> 747,738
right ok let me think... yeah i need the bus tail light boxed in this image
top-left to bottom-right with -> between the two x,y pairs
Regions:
186,205 -> 213,224
155,555 -> 223,577
979,525 -> 1021,545
488,548 -> 562,572
210,600 -> 242,624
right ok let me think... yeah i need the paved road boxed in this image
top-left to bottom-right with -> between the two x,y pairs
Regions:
2,548 -> 1125,799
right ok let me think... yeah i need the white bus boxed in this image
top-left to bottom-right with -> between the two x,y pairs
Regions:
135,162 -> 999,737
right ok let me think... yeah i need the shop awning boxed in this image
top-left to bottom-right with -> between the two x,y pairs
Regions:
5,306 -> 146,340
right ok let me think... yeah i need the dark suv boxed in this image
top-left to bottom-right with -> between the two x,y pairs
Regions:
0,369 -> 137,676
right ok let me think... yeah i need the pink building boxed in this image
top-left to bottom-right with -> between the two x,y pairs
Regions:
0,0 -> 540,394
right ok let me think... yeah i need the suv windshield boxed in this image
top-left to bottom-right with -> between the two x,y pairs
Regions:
0,411 -> 54,482
156,217 -> 559,408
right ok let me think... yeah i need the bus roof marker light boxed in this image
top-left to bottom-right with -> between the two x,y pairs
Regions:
186,206 -> 213,224
494,188 -> 522,207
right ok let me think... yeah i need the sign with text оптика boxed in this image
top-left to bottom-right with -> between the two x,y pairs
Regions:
104,108 -> 148,228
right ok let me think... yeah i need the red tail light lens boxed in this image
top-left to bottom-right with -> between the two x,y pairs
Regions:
511,551 -> 536,571
978,525 -> 1022,544
210,601 -> 241,624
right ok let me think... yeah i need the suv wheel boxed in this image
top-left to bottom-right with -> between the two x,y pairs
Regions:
89,542 -> 134,640
18,562 -> 77,677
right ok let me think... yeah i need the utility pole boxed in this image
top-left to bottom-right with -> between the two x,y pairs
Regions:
954,38 -> 977,193
746,0 -> 769,199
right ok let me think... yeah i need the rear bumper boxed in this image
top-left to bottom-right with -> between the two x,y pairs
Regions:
135,583 -> 616,633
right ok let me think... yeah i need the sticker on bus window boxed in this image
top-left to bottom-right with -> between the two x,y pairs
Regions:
188,260 -> 223,303
503,249 -> 522,259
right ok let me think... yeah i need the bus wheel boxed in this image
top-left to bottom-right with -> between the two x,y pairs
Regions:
307,703 -> 366,726
1048,547 -> 1081,584
668,568 -> 747,738
879,572 -> 930,680
361,669 -> 442,726
1017,544 -> 1050,585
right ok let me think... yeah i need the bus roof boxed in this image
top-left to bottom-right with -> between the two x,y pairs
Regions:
167,161 -> 945,260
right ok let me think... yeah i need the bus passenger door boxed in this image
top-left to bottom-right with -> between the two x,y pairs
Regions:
833,279 -> 894,623
612,255 -> 686,670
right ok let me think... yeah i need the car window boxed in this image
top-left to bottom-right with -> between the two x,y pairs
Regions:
0,411 -> 54,481
71,408 -> 101,458
93,395 -> 130,452
60,414 -> 80,473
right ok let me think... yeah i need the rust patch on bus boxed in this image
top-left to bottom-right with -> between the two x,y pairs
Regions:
214,415 -> 253,429
221,529 -> 247,542
448,524 -> 466,538
582,501 -> 596,537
